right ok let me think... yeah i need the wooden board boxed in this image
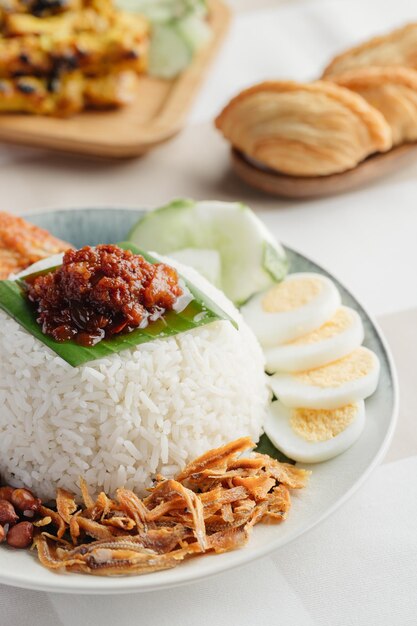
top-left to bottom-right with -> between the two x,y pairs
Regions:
231,144 -> 417,199
0,0 -> 230,158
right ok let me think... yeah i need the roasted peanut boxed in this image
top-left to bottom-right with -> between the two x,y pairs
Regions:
6,521 -> 34,549
0,486 -> 14,502
0,525 -> 5,543
0,499 -> 18,525
11,488 -> 39,514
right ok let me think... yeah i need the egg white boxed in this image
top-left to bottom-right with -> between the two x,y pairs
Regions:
241,272 -> 341,348
13,253 -> 65,279
265,400 -> 366,463
269,346 -> 380,409
265,306 -> 364,373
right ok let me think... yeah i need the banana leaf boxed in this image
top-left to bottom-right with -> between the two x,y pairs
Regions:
0,242 -> 235,367
255,434 -> 295,464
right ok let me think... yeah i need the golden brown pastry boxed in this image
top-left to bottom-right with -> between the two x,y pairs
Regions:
215,80 -> 392,177
323,23 -> 417,77
329,66 -> 417,145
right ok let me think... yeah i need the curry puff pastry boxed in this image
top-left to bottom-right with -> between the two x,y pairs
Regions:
215,81 -> 392,177
323,23 -> 417,77
330,66 -> 417,146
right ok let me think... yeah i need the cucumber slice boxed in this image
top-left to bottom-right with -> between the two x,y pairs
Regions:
190,0 -> 208,19
168,248 -> 221,287
116,0 -> 176,21
148,23 -> 192,79
116,0 -> 207,22
176,13 -> 212,53
128,200 -> 288,305
116,0 -> 210,77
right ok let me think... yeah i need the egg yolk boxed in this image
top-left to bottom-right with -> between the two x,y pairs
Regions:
262,277 -> 323,313
290,405 -> 357,442
295,348 -> 374,388
287,307 -> 352,346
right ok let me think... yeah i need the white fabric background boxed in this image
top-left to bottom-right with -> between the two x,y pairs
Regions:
0,1 -> 416,623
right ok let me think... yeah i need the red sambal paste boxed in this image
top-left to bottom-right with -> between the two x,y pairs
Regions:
25,244 -> 183,346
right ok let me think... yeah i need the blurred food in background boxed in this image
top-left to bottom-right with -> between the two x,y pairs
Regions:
215,80 -> 392,178
322,22 -> 417,77
215,20 -> 417,196
0,0 -> 213,116
116,0 -> 213,78
0,0 -> 149,115
329,67 -> 417,147
0,212 -> 72,279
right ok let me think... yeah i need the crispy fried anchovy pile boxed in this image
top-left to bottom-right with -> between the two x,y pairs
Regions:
33,438 -> 310,576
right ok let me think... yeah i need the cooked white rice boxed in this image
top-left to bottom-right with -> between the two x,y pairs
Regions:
0,266 -> 269,500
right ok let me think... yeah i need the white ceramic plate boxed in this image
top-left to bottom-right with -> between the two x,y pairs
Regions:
0,208 -> 398,594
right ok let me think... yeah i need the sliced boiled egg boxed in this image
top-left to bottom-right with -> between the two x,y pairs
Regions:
265,306 -> 364,373
269,346 -> 380,409
240,272 -> 341,348
265,400 -> 365,463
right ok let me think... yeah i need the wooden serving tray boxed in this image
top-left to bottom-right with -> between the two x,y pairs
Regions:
231,143 -> 417,199
0,0 -> 230,158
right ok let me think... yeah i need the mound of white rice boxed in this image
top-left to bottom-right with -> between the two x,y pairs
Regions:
0,264 -> 269,500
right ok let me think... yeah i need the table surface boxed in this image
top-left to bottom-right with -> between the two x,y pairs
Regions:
3,0 -> 416,317
0,0 -> 416,623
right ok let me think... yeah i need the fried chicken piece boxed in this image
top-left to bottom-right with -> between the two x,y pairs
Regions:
0,70 -> 138,116
4,8 -> 107,36
0,0 -> 82,18
3,6 -> 147,37
0,29 -> 148,78
84,70 -> 137,108
0,0 -> 112,18
0,0 -> 148,117
0,211 -> 72,279
51,25 -> 148,75
0,73 -> 85,115
0,35 -> 51,76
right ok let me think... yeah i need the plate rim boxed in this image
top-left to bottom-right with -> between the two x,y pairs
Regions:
0,207 -> 399,594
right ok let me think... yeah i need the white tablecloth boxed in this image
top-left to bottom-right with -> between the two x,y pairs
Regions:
1,0 -> 417,623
